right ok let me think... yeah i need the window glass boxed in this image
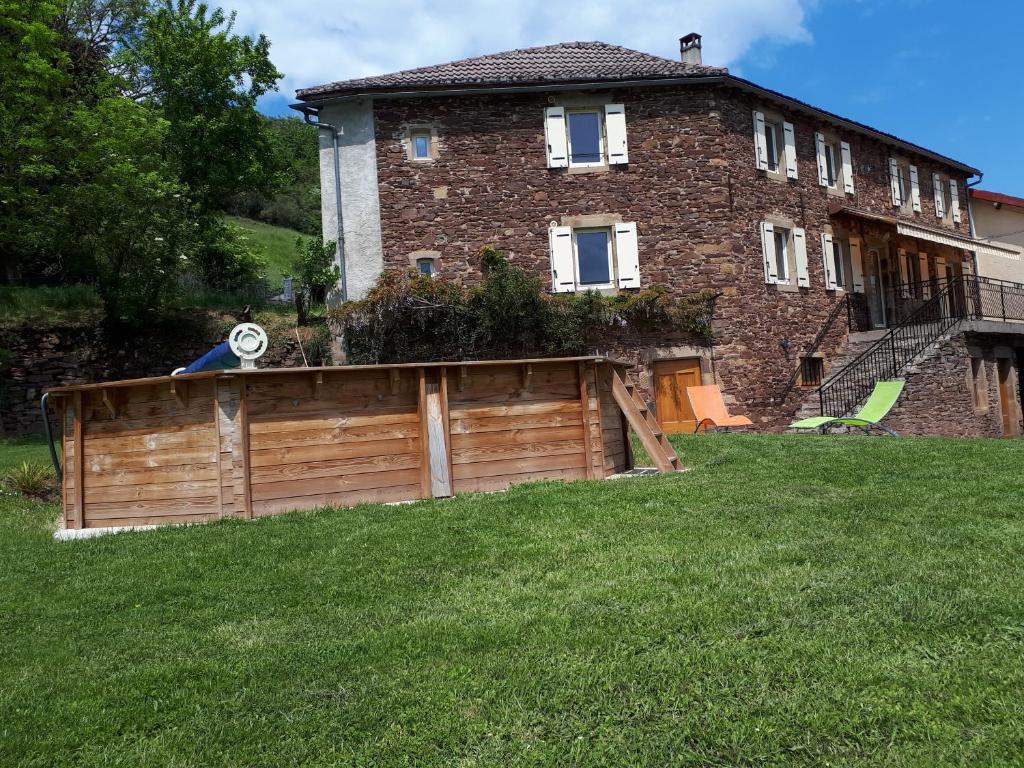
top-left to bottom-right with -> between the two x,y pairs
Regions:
773,229 -> 789,281
568,111 -> 602,165
413,134 -> 430,159
824,143 -> 837,187
764,123 -> 779,172
575,230 -> 611,285
897,165 -> 909,205
416,258 -> 434,275
832,240 -> 845,287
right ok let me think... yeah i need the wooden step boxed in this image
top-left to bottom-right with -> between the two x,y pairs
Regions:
610,370 -> 680,474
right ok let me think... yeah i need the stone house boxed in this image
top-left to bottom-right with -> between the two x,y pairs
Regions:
293,35 -> 1024,437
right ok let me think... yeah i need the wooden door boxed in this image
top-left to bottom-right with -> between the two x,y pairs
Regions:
997,358 -> 1020,437
653,358 -> 702,434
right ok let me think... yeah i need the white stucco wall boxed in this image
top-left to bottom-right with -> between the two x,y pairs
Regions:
317,99 -> 384,302
972,199 -> 1024,282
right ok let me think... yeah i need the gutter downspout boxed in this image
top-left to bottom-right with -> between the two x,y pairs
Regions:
302,107 -> 347,302
966,172 -> 985,282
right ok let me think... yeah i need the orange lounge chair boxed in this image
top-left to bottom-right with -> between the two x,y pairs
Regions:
685,385 -> 754,433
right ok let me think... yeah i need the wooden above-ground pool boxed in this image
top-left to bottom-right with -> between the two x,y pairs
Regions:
46,356 -> 680,531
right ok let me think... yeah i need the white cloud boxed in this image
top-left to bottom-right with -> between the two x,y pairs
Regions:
222,0 -> 815,100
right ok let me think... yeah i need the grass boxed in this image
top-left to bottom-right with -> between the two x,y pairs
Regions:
2,434 -> 1024,766
0,284 -> 104,329
226,214 -> 304,289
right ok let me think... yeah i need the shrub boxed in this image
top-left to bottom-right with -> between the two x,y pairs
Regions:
292,236 -> 339,305
330,248 -> 719,363
3,462 -> 56,500
191,220 -> 267,290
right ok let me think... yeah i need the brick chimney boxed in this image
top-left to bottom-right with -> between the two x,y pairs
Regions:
679,33 -> 702,65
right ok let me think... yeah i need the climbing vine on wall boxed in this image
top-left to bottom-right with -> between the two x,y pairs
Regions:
330,247 -> 718,364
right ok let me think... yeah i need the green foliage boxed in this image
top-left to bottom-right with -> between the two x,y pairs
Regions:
190,219 -> 266,290
291,236 -> 338,303
123,0 -> 281,213
332,248 -> 718,363
227,116 -> 321,234
0,284 -> 104,328
224,215 -> 304,288
2,461 -> 55,499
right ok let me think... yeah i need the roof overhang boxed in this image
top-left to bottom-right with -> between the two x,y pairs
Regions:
291,73 -> 979,176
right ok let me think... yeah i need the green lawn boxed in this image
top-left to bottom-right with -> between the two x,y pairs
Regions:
226,214 -> 304,288
2,434 -> 1024,766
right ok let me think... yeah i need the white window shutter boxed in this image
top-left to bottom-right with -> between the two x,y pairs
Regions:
604,104 -> 628,165
760,221 -> 778,284
614,222 -> 640,288
815,132 -> 828,186
783,122 -> 798,179
548,226 -> 575,292
909,165 -> 921,212
849,237 -> 865,293
793,228 -> 809,287
840,141 -> 854,194
950,179 -> 961,222
544,107 -> 568,168
919,252 -> 931,298
752,111 -> 768,171
889,158 -> 902,206
820,232 -> 837,290
932,173 -> 945,218
897,248 -> 910,297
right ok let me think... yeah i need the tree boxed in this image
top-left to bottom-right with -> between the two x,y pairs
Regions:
123,0 -> 282,214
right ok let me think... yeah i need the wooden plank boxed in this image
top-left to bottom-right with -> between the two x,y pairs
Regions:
82,424 -> 216,453
454,465 -> 587,494
590,362 -> 606,479
446,382 -> 580,406
246,420 -> 421,450
424,371 -> 452,498
449,400 -> 583,421
73,392 -> 84,529
85,479 -> 221,504
84,412 -> 214,437
244,374 -> 415,402
451,439 -> 584,466
248,436 -> 419,467
246,393 -> 418,419
251,468 -> 423,502
250,452 -> 420,485
449,412 -> 584,435
451,452 -> 586,481
578,362 -> 595,480
247,410 -> 419,435
213,383 -> 225,517
85,445 -> 219,471
440,368 -> 454,493
252,484 -> 422,517
85,462 -> 220,488
86,512 -> 221,528
450,424 -> 584,449
86,500 -> 220,521
239,379 -> 253,519
416,369 -> 431,499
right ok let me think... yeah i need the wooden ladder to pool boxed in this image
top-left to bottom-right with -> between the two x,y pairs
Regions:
610,370 -> 680,473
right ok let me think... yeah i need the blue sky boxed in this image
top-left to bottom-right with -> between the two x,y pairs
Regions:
232,0 -> 1022,195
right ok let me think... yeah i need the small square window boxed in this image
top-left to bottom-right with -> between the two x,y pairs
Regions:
773,228 -> 790,283
800,357 -> 824,387
411,132 -> 431,160
567,111 -> 604,167
574,228 -> 613,287
416,257 -> 435,276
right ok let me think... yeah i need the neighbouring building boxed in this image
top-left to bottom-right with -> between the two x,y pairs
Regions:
969,188 -> 1024,283
293,35 -> 1024,437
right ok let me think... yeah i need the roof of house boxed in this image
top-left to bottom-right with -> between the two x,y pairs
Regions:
293,40 -> 979,175
296,41 -> 723,99
970,189 -> 1024,210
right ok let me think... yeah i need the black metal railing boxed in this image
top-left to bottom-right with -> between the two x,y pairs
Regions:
776,294 -> 849,404
969,275 -> 1024,322
817,277 -> 965,417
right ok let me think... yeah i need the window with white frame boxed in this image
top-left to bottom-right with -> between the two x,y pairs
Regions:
753,110 -> 797,179
931,172 -> 962,222
544,104 -> 628,169
548,221 -> 640,292
889,158 -> 920,212
815,132 -> 854,194
412,133 -> 431,159
416,257 -> 435,276
819,232 -> 854,291
761,221 -> 809,287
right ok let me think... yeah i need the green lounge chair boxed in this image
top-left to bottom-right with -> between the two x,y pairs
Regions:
790,379 -> 905,436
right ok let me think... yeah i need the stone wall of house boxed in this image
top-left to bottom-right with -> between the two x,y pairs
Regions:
883,333 -> 1014,437
369,83 -> 974,428
0,318 -> 309,437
